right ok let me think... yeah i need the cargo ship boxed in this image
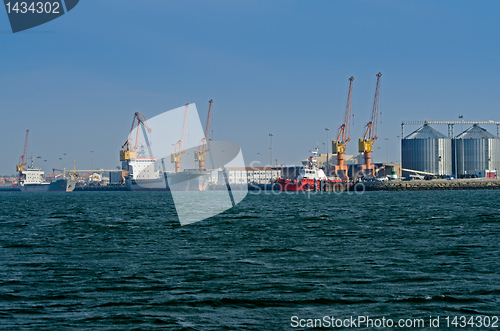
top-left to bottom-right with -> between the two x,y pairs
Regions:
275,149 -> 341,191
124,158 -> 211,191
124,158 -> 167,191
165,168 -> 211,191
19,162 -> 76,192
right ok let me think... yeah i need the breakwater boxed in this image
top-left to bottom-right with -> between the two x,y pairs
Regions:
363,178 -> 500,191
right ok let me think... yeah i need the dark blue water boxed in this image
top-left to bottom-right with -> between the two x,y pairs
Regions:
1,190 -> 499,330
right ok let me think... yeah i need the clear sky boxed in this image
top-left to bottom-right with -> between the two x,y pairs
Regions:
2,0 -> 500,175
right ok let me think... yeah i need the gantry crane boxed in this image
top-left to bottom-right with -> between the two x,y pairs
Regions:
171,103 -> 190,173
332,76 -> 354,181
120,112 -> 153,163
195,100 -> 213,170
16,129 -> 29,174
359,72 -> 382,177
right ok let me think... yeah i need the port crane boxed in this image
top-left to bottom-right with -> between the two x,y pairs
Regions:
195,100 -> 213,170
16,129 -> 29,176
171,103 -> 189,173
120,112 -> 153,163
53,160 -> 79,180
332,76 -> 354,181
359,72 -> 382,177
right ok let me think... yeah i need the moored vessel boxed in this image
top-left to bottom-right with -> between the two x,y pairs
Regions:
124,158 -> 167,191
19,160 -> 75,192
275,149 -> 341,191
165,168 -> 211,191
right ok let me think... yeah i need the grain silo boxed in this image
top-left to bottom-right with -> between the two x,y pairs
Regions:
453,124 -> 500,176
402,123 -> 452,176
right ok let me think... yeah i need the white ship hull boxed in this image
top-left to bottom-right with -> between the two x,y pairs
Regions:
125,177 -> 167,191
165,169 -> 211,191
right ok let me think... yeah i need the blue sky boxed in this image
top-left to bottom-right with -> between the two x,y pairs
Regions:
1,0 -> 500,175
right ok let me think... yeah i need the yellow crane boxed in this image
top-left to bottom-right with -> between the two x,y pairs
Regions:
120,112 -> 153,164
195,100 -> 213,170
332,76 -> 354,181
16,129 -> 29,173
171,104 -> 190,173
359,72 -> 382,177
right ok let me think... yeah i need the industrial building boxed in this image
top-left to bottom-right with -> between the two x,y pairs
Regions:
219,167 -> 280,185
401,121 -> 500,178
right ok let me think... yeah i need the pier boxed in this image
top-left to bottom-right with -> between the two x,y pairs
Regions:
362,178 -> 500,191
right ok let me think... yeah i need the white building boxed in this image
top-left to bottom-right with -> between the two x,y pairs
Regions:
217,166 -> 281,185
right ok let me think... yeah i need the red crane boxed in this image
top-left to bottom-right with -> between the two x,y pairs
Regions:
333,76 -> 354,180
171,103 -> 190,173
195,100 -> 213,170
16,129 -> 29,174
359,72 -> 382,177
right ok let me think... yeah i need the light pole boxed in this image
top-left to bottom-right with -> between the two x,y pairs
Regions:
91,151 -> 94,170
459,115 -> 464,176
385,138 -> 389,163
397,135 -> 401,178
269,134 -> 273,183
325,128 -> 330,175
269,134 -> 273,166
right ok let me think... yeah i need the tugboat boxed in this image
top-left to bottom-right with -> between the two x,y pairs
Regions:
275,148 -> 341,191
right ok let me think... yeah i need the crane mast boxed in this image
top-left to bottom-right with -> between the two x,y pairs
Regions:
171,103 -> 190,173
16,129 -> 29,173
359,72 -> 382,177
195,100 -> 213,170
332,76 -> 354,181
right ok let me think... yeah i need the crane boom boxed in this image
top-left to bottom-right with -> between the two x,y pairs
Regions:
195,100 -> 213,169
16,129 -> 29,172
133,112 -> 153,158
120,112 -> 153,161
336,76 -> 354,145
332,77 -> 354,180
359,72 -> 382,177
204,99 -> 213,149
172,103 -> 190,172
362,72 -> 382,141
175,104 -> 189,155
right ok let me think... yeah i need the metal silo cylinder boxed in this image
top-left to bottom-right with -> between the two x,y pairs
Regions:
402,124 -> 452,176
454,124 -> 500,176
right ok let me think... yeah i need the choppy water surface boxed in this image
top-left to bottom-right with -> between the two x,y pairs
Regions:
1,190 -> 500,330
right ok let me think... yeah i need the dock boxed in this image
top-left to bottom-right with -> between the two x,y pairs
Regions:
362,178 -> 500,191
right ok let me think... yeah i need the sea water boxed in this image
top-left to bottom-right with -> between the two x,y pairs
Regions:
1,190 -> 499,329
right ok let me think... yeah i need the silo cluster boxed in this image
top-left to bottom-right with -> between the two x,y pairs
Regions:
402,123 -> 500,176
